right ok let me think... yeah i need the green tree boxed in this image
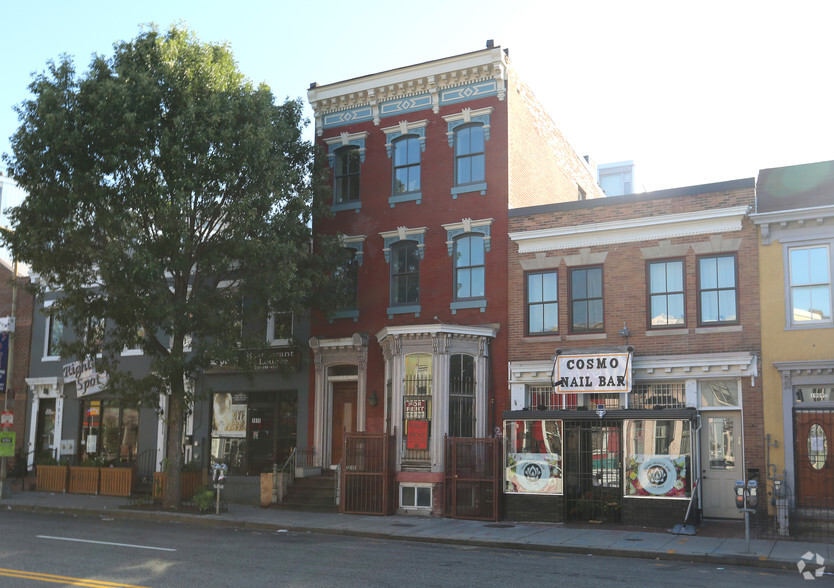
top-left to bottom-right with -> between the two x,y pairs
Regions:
2,26 -> 340,508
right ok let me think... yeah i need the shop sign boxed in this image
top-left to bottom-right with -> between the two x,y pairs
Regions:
0,411 -> 12,428
506,453 -> 562,494
554,352 -> 632,393
404,399 -> 427,419
0,432 -> 14,457
406,420 -> 429,450
63,358 -> 108,397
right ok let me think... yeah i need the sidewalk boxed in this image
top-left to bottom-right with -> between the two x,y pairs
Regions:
1,490 -> 829,574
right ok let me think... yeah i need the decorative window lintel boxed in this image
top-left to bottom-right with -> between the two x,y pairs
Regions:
324,131 -> 369,168
380,226 -> 427,262
382,120 -> 428,158
442,218 -> 493,255
442,107 -> 493,147
340,234 -> 366,266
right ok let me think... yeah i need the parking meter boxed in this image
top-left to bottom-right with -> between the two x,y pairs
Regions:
734,480 -> 745,509
746,480 -> 758,508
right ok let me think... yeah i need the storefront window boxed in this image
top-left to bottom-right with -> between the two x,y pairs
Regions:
504,419 -> 563,494
79,400 -> 139,463
624,419 -> 691,498
210,391 -> 297,475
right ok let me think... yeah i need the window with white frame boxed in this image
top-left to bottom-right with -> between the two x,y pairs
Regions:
789,245 -> 832,324
268,312 -> 293,346
401,484 -> 432,508
43,301 -> 63,359
698,254 -> 738,325
648,260 -> 685,327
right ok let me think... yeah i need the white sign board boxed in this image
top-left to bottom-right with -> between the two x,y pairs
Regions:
63,358 -> 108,397
554,352 -> 632,393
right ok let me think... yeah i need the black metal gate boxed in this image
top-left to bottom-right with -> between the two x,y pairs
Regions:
563,420 -> 622,523
340,431 -> 396,515
445,437 -> 501,521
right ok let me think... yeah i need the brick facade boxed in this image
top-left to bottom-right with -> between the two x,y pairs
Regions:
506,179 -> 764,521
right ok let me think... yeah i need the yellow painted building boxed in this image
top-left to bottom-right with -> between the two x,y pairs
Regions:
752,161 -> 834,533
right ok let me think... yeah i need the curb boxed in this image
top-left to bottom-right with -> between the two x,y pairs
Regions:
3,503 -> 796,572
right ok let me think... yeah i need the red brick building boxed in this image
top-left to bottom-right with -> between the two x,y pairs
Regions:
505,179 -> 762,526
307,43 -> 601,514
0,259 -> 33,482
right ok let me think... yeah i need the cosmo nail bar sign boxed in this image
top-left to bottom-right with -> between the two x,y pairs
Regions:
554,352 -> 632,393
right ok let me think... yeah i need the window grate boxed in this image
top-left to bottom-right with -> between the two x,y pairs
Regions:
629,383 -> 686,409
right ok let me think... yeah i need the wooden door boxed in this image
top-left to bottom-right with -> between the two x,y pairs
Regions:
331,382 -> 356,467
795,410 -> 834,507
700,411 -> 743,519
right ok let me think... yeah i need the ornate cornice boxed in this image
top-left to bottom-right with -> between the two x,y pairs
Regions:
510,206 -> 750,254
308,47 -> 508,135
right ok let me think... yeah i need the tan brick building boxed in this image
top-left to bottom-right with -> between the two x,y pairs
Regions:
504,179 -> 762,527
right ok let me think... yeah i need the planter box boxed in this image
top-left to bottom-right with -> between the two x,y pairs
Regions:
36,464 -> 68,493
153,470 -> 204,500
68,466 -> 100,495
100,467 -> 135,497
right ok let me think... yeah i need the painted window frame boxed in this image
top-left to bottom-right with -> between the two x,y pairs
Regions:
697,253 -> 739,326
390,240 -> 420,307
454,123 -> 485,188
452,233 -> 485,302
334,145 -> 361,206
569,265 -> 604,334
448,353 -> 476,438
392,135 -> 421,197
526,270 -> 559,336
787,243 -> 832,326
647,258 -> 686,329
43,300 -> 63,360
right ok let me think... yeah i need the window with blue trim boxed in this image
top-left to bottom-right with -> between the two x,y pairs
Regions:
454,124 -> 485,186
393,135 -> 421,195
334,146 -> 361,205
391,241 -> 420,306
334,248 -> 359,311
454,234 -> 485,301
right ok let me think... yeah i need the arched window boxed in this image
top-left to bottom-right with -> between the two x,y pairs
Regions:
449,354 -> 475,437
454,124 -> 485,186
393,135 -> 421,195
334,146 -> 361,204
453,234 -> 485,300
391,240 -> 420,305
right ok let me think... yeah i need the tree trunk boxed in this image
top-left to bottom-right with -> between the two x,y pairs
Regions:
163,389 -> 185,509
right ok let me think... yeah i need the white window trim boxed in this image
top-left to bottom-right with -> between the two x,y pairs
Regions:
785,242 -> 833,328
400,482 -> 433,510
268,312 -> 293,347
42,300 -> 61,361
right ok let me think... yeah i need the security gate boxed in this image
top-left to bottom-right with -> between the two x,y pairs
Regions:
340,431 -> 396,515
445,437 -> 501,521
563,421 -> 622,523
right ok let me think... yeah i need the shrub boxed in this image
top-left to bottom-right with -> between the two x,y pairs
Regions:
192,485 -> 216,512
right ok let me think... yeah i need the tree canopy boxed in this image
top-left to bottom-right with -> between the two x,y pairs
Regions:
2,25 -> 340,506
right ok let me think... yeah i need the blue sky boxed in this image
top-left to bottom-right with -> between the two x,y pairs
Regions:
3,0 -> 834,197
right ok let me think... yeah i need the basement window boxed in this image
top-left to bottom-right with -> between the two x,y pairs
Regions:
401,484 -> 432,509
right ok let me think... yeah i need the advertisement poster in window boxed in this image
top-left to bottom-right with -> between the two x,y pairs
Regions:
212,392 -> 248,438
504,420 -> 563,494
406,420 -> 429,450
625,455 -> 689,497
